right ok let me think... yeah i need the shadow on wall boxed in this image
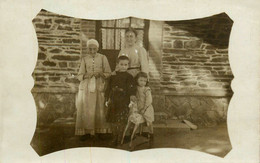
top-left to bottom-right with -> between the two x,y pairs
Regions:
160,12 -> 234,95
149,13 -> 234,125
165,13 -> 233,49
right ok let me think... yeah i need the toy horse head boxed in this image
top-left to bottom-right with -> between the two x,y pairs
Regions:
129,101 -> 138,113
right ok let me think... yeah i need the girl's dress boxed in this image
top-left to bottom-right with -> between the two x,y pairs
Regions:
105,71 -> 135,124
75,53 -> 111,135
136,86 -> 154,123
118,45 -> 149,77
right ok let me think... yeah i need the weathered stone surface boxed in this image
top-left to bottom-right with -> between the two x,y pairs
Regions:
39,46 -> 47,52
177,70 -> 190,74
42,61 -> 56,67
164,27 -> 171,31
211,58 -> 228,62
59,62 -> 67,68
162,56 -> 177,61
52,55 -> 80,61
57,26 -> 73,31
181,80 -> 197,86
64,78 -> 79,84
50,48 -> 62,53
66,32 -> 80,36
49,77 -> 60,82
38,52 -> 46,60
62,39 -> 80,43
173,40 -> 183,48
36,77 -> 46,81
163,49 -> 187,54
206,50 -> 215,54
32,18 -> 42,23
65,50 -> 80,54
199,83 -> 208,88
33,72 -> 55,76
216,49 -> 228,53
184,40 -> 202,49
163,42 -> 172,48
162,75 -> 171,81
54,19 -> 71,24
209,82 -> 222,88
44,19 -> 52,24
68,62 -> 80,68
35,24 -> 51,29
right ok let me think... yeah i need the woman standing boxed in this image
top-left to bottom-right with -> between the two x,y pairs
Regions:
117,27 -> 149,77
75,39 -> 111,140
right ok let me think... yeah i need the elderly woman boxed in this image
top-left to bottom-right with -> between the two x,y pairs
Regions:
75,39 -> 111,140
117,27 -> 149,77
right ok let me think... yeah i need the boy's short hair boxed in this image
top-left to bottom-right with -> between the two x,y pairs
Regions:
117,55 -> 129,63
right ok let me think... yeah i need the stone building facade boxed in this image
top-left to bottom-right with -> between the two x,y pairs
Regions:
32,9 -> 233,127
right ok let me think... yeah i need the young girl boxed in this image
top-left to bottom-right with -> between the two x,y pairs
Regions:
135,72 -> 154,141
105,55 -> 136,147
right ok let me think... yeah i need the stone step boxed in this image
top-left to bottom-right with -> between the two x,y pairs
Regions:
153,119 -> 191,129
154,111 -> 169,122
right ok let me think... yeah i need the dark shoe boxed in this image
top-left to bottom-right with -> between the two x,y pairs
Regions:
124,135 -> 137,144
97,133 -> 108,141
79,134 -> 89,141
109,136 -> 118,147
148,134 -> 154,148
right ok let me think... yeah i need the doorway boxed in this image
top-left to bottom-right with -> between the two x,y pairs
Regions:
96,17 -> 150,71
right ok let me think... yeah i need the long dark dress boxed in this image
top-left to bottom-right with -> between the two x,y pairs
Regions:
105,71 -> 135,124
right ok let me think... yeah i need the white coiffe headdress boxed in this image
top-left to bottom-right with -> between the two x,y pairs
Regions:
87,39 -> 99,48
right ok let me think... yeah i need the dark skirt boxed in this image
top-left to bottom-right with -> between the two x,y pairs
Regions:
106,91 -> 130,124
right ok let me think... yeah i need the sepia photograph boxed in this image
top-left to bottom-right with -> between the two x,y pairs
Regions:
30,9 -> 233,157
1,0 -> 259,163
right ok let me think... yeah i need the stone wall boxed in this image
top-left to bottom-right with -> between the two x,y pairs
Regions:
161,13 -> 233,96
150,13 -> 234,125
32,10 -> 234,127
32,9 -> 96,126
32,9 -> 96,93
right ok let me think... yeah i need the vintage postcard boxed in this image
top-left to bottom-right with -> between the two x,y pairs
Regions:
0,0 -> 259,163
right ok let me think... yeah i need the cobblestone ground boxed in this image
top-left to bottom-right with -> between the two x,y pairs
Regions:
31,122 -> 231,157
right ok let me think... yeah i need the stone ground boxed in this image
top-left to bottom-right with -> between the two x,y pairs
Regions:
31,121 -> 231,158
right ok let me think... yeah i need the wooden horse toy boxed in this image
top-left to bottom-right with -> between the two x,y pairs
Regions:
121,100 -> 145,149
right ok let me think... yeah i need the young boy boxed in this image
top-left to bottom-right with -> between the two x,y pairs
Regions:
105,55 -> 136,147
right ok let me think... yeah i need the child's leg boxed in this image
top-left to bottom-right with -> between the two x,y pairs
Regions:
110,123 -> 118,145
146,121 -> 154,139
146,121 -> 154,148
